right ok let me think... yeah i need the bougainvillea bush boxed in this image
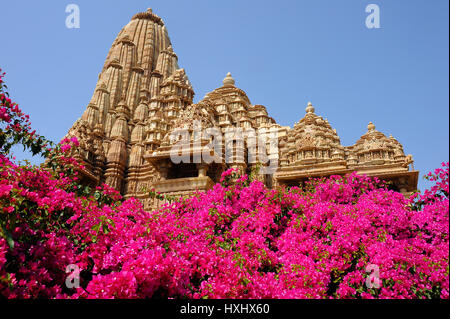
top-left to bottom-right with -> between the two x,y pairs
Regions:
1,69 -> 449,299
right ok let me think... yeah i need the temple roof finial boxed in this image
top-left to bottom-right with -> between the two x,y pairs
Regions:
223,72 -> 235,87
131,8 -> 164,25
306,101 -> 315,114
368,122 -> 376,131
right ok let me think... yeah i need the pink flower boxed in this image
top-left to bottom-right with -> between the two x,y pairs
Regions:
3,206 -> 15,213
60,144 -> 71,152
70,136 -> 79,147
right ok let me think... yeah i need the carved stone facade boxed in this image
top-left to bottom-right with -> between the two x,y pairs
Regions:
65,9 -> 418,210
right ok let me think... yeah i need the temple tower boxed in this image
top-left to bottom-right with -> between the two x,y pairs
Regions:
65,8 -> 193,202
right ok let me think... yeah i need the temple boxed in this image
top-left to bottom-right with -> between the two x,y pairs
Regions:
65,9 -> 418,210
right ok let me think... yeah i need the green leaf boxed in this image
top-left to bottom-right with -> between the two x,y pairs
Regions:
1,225 -> 14,250
102,223 -> 110,234
92,223 -> 101,232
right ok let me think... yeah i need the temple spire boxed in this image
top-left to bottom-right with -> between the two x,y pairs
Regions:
305,101 -> 315,114
223,72 -> 235,87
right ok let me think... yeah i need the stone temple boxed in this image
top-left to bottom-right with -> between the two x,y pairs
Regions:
65,8 -> 418,210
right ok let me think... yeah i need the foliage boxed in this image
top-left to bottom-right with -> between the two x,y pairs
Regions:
0,69 -> 53,157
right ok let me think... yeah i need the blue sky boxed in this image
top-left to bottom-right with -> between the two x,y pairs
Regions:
0,0 -> 448,191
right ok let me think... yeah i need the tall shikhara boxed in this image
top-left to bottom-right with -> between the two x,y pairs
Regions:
66,9 -> 193,204
66,8 -> 419,210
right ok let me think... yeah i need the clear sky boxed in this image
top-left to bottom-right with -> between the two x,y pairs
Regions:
0,0 -> 448,191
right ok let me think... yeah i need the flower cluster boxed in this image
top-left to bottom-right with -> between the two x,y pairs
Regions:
65,166 -> 448,299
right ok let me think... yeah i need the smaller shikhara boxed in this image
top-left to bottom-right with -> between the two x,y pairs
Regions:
65,8 -> 418,211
